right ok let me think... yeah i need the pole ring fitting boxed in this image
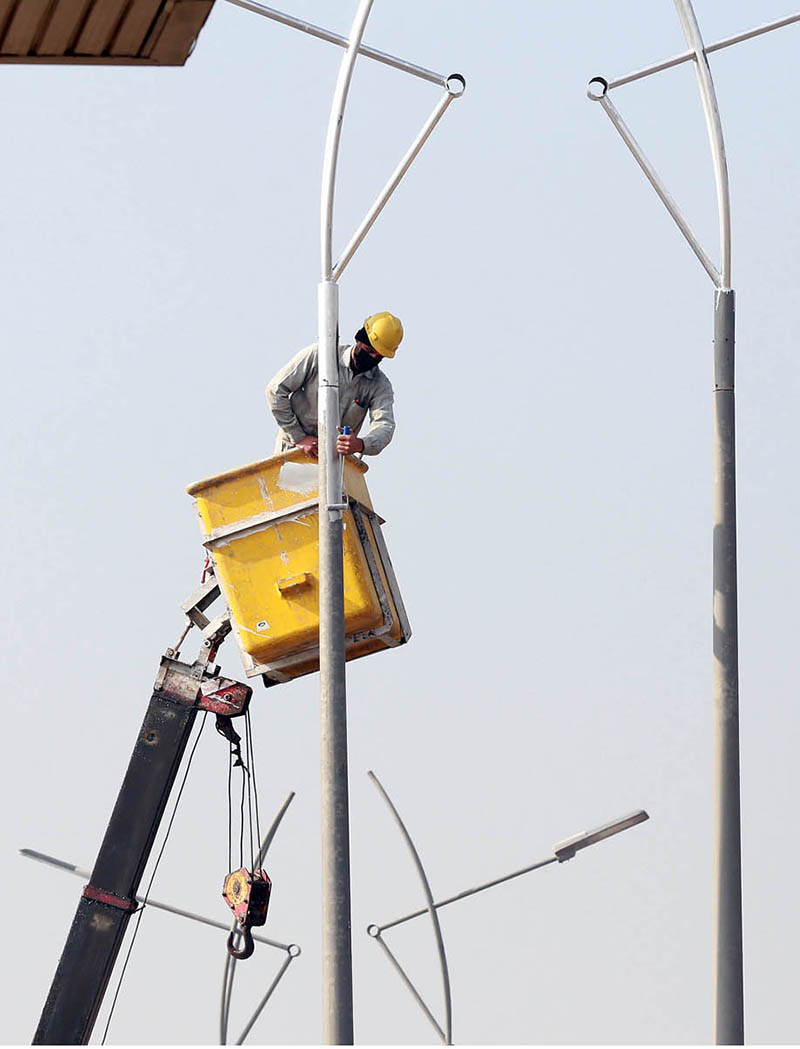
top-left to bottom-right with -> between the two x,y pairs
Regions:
288,943 -> 301,957
587,76 -> 608,101
446,73 -> 466,97
367,923 -> 381,938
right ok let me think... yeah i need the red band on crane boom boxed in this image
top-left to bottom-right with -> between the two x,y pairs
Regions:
81,885 -> 138,912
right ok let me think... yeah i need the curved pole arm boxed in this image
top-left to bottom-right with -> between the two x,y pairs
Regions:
320,0 -> 375,279
332,75 -> 465,281
235,949 -> 300,1045
220,793 -> 297,1045
586,78 -> 721,286
368,771 -> 453,1045
368,928 -> 447,1043
674,0 -> 732,287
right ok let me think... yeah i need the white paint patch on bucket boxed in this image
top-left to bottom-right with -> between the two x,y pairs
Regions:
277,461 -> 318,495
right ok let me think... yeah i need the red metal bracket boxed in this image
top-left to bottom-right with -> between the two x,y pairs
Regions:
81,885 -> 138,912
198,678 -> 250,718
154,657 -> 252,715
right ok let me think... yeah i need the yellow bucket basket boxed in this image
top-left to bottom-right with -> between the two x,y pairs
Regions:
187,450 -> 411,684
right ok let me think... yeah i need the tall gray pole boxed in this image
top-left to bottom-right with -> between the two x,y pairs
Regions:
297,0 -> 459,1038
712,287 -> 743,1044
318,277 -> 354,1046
317,2 -> 375,1042
587,1 -> 753,1039
674,3 -> 743,1038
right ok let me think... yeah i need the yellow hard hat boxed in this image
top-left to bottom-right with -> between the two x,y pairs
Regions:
364,312 -> 404,358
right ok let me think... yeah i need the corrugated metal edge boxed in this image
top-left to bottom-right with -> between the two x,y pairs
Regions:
108,0 -> 161,56
3,0 -> 53,55
73,0 -> 129,54
0,51 -> 159,59
36,0 -> 93,55
0,0 -> 214,61
142,0 -> 210,64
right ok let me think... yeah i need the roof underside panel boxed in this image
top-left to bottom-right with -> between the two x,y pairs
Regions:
108,0 -> 160,56
4,0 -> 52,55
74,0 -> 129,54
37,0 -> 92,54
0,0 -> 214,63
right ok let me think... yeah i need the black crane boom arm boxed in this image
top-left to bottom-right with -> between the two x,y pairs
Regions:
33,656 -> 252,1045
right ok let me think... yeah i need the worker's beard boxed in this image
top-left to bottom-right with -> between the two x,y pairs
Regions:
351,346 -> 379,374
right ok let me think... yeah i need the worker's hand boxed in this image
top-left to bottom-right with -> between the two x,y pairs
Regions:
337,432 -> 365,456
296,435 -> 319,457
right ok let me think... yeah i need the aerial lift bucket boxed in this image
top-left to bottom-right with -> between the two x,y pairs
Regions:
187,450 -> 411,683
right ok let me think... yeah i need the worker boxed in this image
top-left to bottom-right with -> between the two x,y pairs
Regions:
266,312 -> 403,458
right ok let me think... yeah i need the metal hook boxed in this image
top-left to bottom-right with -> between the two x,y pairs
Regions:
227,926 -> 255,960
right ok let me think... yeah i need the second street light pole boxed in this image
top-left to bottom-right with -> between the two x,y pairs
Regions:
673,6 -> 743,1040
712,285 -> 742,1045
583,0 -> 800,1039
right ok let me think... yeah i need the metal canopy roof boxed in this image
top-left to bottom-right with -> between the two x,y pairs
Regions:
0,0 -> 214,64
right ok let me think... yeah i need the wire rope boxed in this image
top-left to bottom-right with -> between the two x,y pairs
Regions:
227,741 -> 233,873
100,712 -> 208,1044
238,756 -> 247,869
244,721 -> 255,870
245,712 -> 263,866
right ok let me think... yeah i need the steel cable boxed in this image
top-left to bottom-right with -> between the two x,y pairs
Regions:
100,713 -> 208,1044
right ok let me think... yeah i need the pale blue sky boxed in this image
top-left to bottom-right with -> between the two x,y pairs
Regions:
4,1 -> 800,1043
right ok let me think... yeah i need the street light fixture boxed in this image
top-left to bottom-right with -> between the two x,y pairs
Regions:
367,790 -> 650,1046
553,810 -> 650,862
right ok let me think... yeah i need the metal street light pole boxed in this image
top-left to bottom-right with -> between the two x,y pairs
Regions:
317,6 -> 375,1043
232,6 -> 464,1041
587,4 -> 800,1042
311,4 -> 464,1042
670,16 -> 741,1038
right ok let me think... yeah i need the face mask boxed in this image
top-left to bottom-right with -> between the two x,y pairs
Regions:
352,345 -> 379,374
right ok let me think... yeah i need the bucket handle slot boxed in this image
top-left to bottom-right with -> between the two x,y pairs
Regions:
276,572 -> 314,596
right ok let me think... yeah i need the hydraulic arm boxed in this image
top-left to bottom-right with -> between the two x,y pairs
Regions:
34,579 -> 252,1045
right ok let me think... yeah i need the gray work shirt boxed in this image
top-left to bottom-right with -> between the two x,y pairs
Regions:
266,343 -> 396,456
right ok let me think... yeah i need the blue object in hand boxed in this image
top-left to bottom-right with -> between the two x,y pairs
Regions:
342,426 -> 351,435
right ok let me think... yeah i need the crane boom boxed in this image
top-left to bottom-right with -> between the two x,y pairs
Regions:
34,585 -> 253,1045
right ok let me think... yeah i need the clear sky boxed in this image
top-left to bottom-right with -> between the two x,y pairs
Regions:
4,0 -> 800,1043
